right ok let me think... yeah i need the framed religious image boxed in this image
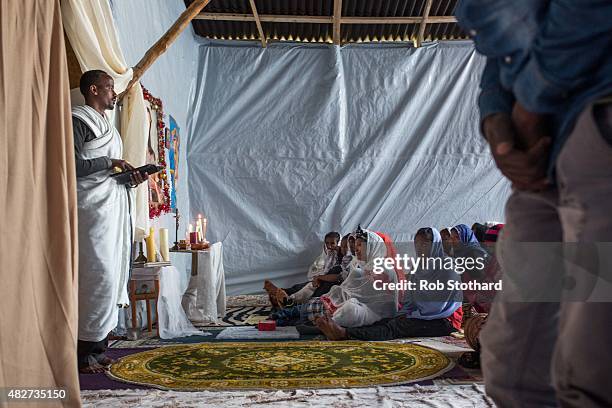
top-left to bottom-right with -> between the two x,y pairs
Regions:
167,115 -> 180,211
143,87 -> 171,218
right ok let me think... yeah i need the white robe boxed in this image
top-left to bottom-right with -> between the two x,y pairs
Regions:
73,105 -> 133,342
324,231 -> 399,328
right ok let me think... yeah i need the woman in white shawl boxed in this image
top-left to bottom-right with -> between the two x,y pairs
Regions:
314,229 -> 399,327
271,229 -> 399,328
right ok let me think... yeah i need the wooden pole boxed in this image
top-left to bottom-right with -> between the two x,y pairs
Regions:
248,0 -> 267,48
333,0 -> 342,45
416,0 -> 434,47
118,0 -> 211,100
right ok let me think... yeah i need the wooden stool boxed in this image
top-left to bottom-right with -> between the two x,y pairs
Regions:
129,265 -> 164,336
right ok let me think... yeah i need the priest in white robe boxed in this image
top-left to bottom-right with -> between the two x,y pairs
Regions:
73,70 -> 147,373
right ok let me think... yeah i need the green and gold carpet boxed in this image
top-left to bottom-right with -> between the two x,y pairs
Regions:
108,341 -> 453,391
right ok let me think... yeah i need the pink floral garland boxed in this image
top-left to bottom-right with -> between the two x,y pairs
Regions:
143,86 -> 171,218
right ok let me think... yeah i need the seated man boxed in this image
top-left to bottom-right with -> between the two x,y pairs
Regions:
264,231 -> 340,309
315,227 -> 463,340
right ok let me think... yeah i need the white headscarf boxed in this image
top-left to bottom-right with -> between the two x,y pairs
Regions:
323,230 -> 399,319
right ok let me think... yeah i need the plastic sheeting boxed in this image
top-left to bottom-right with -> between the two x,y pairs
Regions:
187,41 -> 510,295
111,0 -> 201,278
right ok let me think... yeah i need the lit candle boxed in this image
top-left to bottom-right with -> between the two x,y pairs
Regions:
197,214 -> 203,242
202,218 -> 207,242
159,228 -> 169,261
187,223 -> 193,244
146,227 -> 156,262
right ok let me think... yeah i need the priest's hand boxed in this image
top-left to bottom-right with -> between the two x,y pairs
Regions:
110,158 -> 148,187
110,158 -> 134,172
482,112 -> 551,191
130,170 -> 148,186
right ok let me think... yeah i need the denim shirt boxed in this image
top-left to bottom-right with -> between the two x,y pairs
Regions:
455,0 -> 612,178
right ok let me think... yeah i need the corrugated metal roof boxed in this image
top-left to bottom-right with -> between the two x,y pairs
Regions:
185,0 -> 467,45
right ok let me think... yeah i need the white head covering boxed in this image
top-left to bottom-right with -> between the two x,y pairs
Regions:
324,230 -> 399,320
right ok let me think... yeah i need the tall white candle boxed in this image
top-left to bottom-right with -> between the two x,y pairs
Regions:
159,228 -> 169,261
197,214 -> 203,242
202,218 -> 208,242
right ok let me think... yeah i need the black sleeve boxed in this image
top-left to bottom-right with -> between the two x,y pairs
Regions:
73,117 -> 112,178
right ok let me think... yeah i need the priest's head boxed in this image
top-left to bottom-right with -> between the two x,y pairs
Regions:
79,70 -> 117,111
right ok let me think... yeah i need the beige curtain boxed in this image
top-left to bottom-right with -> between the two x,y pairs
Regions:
0,0 -> 81,406
61,0 -> 149,241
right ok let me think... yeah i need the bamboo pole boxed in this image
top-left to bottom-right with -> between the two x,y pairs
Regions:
416,0 -> 434,47
333,0 -> 343,45
248,0 -> 267,48
118,0 -> 211,100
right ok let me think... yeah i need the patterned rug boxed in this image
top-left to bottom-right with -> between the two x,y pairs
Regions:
194,306 -> 272,328
108,341 -> 453,391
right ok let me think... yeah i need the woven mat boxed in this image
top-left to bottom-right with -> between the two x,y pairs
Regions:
216,326 -> 300,340
108,341 -> 454,391
193,306 -> 272,328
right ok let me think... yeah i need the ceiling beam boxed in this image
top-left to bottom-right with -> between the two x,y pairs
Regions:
248,0 -> 267,47
416,0 -> 434,47
343,16 -> 456,24
194,13 -> 457,25
195,13 -> 333,23
333,0 -> 342,45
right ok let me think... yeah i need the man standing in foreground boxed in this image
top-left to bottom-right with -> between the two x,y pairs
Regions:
73,70 -> 147,373
456,1 -> 612,407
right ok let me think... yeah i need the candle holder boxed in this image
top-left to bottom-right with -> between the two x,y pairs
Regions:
134,242 -> 147,263
171,208 -> 180,251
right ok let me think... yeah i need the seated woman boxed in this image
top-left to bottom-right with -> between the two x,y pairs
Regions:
459,223 -> 504,369
264,231 -> 340,309
440,227 -> 453,255
471,222 -> 489,243
315,227 -> 463,340
271,229 -> 400,328
289,234 -> 356,304
451,224 -> 489,262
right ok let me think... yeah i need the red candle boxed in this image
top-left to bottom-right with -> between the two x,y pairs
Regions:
189,231 -> 198,244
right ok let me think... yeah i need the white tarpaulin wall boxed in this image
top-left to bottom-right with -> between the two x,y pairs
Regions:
187,40 -> 510,295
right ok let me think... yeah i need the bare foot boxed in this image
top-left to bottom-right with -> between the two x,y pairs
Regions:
264,281 -> 281,308
96,355 -> 117,367
274,288 -> 288,306
79,361 -> 107,374
314,316 -> 348,340
263,280 -> 277,294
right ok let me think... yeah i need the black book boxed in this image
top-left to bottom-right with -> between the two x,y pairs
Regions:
110,164 -> 164,185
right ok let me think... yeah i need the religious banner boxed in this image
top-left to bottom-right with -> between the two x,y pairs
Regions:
167,115 -> 180,210
143,86 -> 171,218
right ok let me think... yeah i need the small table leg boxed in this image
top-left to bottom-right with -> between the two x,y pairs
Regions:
191,252 -> 198,276
146,298 -> 152,333
130,280 -> 137,330
155,279 -> 160,337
